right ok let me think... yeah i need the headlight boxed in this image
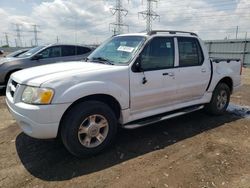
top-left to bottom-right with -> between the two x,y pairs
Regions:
22,86 -> 54,104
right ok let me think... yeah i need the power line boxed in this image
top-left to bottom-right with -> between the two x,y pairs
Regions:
138,0 -> 160,33
159,0 -> 244,7
156,8 -> 250,17
126,2 -> 250,17
109,0 -> 129,35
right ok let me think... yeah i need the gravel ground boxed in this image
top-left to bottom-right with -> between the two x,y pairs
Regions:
0,68 -> 249,188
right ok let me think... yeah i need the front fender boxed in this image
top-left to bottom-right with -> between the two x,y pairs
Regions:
52,81 -> 129,110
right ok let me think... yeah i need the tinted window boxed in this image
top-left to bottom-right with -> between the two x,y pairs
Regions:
178,37 -> 204,67
140,37 -> 175,71
40,46 -> 61,58
62,46 -> 77,56
77,47 -> 91,55
18,46 -> 45,58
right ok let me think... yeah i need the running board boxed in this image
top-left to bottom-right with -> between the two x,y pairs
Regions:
123,105 -> 204,129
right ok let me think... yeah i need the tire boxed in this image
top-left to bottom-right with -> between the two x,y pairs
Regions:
60,101 -> 117,157
205,83 -> 230,115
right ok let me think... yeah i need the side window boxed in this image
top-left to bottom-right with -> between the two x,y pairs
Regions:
77,47 -> 91,55
40,48 -> 49,58
40,46 -> 61,59
62,46 -> 77,56
140,37 -> 175,71
178,37 -> 204,67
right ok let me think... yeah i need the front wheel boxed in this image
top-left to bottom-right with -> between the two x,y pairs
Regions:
60,101 -> 117,157
205,83 -> 230,115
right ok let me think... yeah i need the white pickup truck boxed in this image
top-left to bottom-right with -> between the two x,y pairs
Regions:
6,30 -> 242,157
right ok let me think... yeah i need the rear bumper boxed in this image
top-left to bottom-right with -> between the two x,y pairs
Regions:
6,97 -> 71,139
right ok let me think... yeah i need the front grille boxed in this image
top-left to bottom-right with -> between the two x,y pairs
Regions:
9,80 -> 18,98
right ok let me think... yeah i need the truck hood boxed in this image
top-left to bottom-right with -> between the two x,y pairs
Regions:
11,61 -> 120,86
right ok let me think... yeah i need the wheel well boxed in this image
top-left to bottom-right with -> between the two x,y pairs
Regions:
5,69 -> 21,84
57,94 -> 121,137
218,77 -> 233,93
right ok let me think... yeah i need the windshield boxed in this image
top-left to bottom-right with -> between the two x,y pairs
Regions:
6,49 -> 29,58
88,36 -> 146,65
18,46 -> 45,58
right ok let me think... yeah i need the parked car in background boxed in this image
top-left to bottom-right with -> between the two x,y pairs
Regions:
0,44 -> 94,89
5,49 -> 30,58
0,50 -> 4,55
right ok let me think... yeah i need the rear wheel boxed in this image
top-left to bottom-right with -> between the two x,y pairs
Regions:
60,101 -> 117,157
205,83 -> 230,115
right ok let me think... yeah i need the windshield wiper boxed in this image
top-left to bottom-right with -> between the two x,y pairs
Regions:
91,57 -> 114,65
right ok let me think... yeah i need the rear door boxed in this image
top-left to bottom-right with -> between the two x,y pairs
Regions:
61,45 -> 92,61
175,37 -> 210,103
77,46 -> 92,59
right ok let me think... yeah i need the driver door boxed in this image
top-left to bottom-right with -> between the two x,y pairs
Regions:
129,37 -> 178,117
34,46 -> 64,65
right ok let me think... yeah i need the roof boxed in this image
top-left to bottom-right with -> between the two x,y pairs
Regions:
117,30 -> 199,38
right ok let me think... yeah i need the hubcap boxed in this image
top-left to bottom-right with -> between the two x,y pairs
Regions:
78,114 -> 109,148
216,90 -> 228,110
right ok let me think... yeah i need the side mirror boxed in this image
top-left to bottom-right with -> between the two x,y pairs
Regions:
32,54 -> 43,60
134,56 -> 143,72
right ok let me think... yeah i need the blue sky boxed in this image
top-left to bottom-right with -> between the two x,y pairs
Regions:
0,0 -> 249,47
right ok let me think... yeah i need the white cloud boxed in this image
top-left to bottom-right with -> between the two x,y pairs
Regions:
0,0 -> 250,47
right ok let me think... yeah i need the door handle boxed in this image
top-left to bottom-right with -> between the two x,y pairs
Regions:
163,72 -> 175,77
201,68 -> 206,73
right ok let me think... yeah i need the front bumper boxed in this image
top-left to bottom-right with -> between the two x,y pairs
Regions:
6,94 -> 71,139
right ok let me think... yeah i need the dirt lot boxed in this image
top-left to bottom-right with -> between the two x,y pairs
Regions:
0,69 -> 250,188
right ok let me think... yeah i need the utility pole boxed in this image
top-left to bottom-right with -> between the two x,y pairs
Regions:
28,24 -> 41,46
14,23 -> 23,47
112,28 -> 117,36
236,26 -> 239,40
15,39 -> 18,47
138,0 -> 160,33
4,32 -> 9,47
109,0 -> 129,35
56,36 -> 59,43
242,32 -> 248,66
31,24 -> 40,46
